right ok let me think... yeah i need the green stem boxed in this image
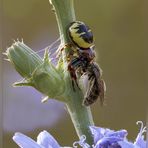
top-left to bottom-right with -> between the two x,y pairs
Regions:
65,82 -> 94,145
49,0 -> 94,145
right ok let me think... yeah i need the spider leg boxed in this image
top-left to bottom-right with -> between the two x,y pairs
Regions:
68,58 -> 83,91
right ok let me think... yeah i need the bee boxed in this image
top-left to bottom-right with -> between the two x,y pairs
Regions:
82,62 -> 106,106
67,21 -> 106,106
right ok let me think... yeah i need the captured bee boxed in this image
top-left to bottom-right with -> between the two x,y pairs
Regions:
82,62 -> 106,106
67,21 -> 106,106
37,21 -> 105,106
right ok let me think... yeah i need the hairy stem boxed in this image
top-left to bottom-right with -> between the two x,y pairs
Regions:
49,0 -> 94,145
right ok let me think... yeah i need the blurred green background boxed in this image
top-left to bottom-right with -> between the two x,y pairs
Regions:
1,0 -> 147,147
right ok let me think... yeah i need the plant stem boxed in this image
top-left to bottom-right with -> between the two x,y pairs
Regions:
49,0 -> 94,145
65,83 -> 94,145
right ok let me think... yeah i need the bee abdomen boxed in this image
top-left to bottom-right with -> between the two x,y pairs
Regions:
83,77 -> 99,106
83,79 -> 105,106
82,63 -> 106,106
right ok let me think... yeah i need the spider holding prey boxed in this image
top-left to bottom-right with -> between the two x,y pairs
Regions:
66,21 -> 106,106
38,21 -> 106,106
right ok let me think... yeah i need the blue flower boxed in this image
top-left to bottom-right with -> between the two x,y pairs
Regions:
74,121 -> 146,148
13,121 -> 146,148
118,121 -> 146,148
13,130 -> 71,148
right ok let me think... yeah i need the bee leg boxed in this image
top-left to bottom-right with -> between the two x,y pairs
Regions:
68,58 -> 82,91
71,79 -> 76,91
68,64 -> 77,91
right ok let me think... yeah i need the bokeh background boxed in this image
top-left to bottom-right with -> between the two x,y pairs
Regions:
1,0 -> 148,147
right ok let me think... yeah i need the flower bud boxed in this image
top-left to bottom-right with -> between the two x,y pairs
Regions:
5,41 -> 66,101
5,41 -> 42,78
31,50 -> 66,99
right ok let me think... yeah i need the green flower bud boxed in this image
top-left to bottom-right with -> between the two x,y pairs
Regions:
5,41 -> 66,101
30,49 -> 66,100
5,41 -> 42,78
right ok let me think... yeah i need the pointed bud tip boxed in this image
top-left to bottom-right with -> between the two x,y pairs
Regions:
41,96 -> 49,103
4,58 -> 10,62
43,49 -> 50,62
2,52 -> 8,56
12,79 -> 32,87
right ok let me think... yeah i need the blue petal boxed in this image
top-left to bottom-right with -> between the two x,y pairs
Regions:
95,137 -> 124,148
106,130 -> 128,138
134,136 -> 146,148
118,141 -> 137,148
89,126 -> 113,144
134,121 -> 146,148
13,132 -> 42,148
37,130 -> 60,148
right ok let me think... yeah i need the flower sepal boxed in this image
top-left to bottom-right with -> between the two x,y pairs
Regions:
5,40 -> 43,78
30,54 -> 66,100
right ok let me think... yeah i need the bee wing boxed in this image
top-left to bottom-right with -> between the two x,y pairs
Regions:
98,79 -> 106,105
85,76 -> 95,98
92,63 -> 106,105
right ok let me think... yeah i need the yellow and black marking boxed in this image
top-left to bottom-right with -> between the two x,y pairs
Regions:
68,21 -> 94,49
